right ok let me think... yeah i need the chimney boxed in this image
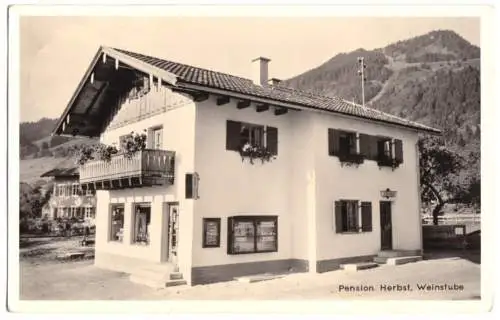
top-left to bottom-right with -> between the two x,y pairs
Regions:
251,56 -> 271,86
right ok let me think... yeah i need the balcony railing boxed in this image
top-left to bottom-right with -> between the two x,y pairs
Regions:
79,149 -> 175,189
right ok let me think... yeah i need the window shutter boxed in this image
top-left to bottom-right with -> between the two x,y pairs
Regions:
226,120 -> 241,151
394,139 -> 403,163
366,136 -> 379,160
361,202 -> 372,232
359,134 -> 371,157
328,129 -> 340,156
334,201 -> 343,233
266,126 -> 278,155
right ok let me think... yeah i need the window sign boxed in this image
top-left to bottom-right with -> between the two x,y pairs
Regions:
202,218 -> 221,248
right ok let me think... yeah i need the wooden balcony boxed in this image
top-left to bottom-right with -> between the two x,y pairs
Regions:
79,149 -> 175,190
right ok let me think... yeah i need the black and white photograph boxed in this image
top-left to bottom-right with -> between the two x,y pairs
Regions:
6,3 -> 495,314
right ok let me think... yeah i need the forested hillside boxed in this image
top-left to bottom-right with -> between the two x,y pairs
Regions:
283,30 -> 480,208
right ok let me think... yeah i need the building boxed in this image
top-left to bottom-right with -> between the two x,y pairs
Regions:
40,165 -> 96,225
51,46 -> 440,286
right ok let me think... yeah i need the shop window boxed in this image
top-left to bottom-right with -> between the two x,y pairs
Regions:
227,216 -> 278,254
133,204 -> 151,245
109,204 -> 124,242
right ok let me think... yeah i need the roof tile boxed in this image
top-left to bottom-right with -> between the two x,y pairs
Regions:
113,48 -> 440,133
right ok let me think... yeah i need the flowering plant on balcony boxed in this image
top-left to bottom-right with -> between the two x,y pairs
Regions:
120,131 -> 147,159
238,142 -> 276,165
75,144 -> 118,165
75,131 -> 147,165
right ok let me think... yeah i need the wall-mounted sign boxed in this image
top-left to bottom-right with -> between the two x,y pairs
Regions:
380,188 -> 397,199
202,218 -> 221,248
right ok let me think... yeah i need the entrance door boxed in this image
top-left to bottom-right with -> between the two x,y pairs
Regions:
379,201 -> 393,250
167,204 -> 179,264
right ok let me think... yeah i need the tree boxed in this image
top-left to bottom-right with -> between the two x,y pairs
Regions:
419,136 -> 465,225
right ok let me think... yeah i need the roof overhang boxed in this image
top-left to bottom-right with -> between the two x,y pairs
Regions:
52,46 -> 179,137
179,82 -> 442,135
52,46 -> 440,137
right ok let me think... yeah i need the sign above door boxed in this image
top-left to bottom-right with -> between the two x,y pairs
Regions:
380,188 -> 397,199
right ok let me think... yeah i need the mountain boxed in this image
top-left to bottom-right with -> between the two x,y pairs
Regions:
19,117 -> 98,183
283,29 -> 480,193
20,117 -> 97,160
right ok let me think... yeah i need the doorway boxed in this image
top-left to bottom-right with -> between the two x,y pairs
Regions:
164,203 -> 179,265
379,201 -> 393,250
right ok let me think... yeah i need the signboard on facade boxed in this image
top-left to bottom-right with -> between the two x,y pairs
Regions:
380,188 -> 397,199
202,218 -> 221,248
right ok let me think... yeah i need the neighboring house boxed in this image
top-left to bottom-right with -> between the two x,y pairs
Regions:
40,166 -> 97,225
52,46 -> 440,286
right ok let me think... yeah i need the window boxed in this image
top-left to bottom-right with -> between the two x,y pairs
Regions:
240,122 -> 265,148
57,184 -> 65,197
226,120 -> 278,155
377,138 -> 392,160
85,207 -> 95,219
109,204 -> 124,242
85,188 -> 95,196
334,200 -> 372,233
71,183 -> 80,196
328,129 -> 364,164
227,216 -> 278,254
148,126 -> 163,149
132,203 -> 151,245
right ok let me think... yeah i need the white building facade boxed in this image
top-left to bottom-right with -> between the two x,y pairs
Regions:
53,47 -> 439,285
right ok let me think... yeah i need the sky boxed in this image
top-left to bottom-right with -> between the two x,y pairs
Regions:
19,16 -> 480,122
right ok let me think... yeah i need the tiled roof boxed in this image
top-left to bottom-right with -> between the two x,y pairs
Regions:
112,48 -> 440,134
40,158 -> 79,178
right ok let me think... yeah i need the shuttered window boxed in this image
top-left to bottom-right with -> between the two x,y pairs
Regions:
226,120 -> 278,155
334,200 -> 373,233
328,129 -> 356,156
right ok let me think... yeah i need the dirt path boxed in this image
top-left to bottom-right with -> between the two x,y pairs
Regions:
20,255 -> 480,300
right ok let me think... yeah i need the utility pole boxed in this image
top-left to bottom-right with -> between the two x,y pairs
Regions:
357,57 -> 367,107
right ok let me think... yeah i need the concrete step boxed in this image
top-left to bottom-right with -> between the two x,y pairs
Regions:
386,256 -> 422,266
377,250 -> 420,258
373,256 -> 388,264
340,262 -> 378,272
165,279 -> 187,287
169,272 -> 183,280
129,273 -> 186,288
